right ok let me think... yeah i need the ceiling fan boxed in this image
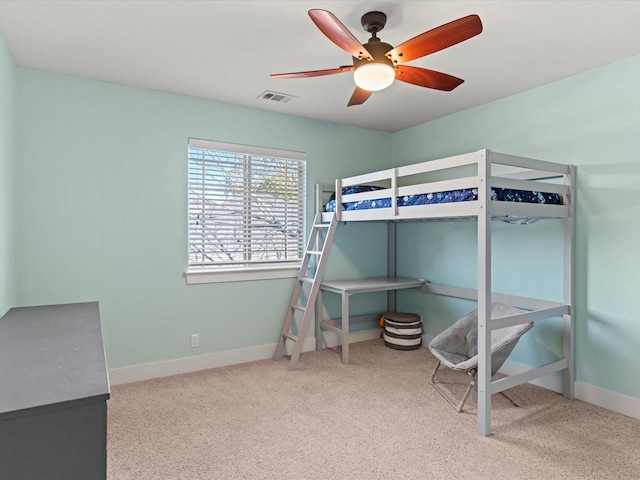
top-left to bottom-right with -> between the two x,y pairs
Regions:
271,9 -> 483,106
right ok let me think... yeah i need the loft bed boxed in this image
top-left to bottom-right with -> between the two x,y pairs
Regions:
315,149 -> 575,436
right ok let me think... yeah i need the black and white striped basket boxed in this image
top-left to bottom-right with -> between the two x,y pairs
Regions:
382,312 -> 423,350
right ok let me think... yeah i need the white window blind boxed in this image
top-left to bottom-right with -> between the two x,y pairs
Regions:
188,139 -> 306,273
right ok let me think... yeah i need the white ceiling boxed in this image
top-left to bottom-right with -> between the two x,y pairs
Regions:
1,1 -> 640,132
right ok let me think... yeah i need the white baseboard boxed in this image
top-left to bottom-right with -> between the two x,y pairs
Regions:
574,381 -> 640,420
108,343 -> 276,386
497,359 -> 640,420
108,327 -> 381,386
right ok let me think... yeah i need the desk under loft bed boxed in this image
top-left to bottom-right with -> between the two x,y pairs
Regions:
311,149 -> 575,436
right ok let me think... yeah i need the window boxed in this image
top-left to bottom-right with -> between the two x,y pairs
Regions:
186,139 -> 306,284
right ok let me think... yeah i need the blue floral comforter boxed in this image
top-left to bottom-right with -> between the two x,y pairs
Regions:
325,185 -> 561,212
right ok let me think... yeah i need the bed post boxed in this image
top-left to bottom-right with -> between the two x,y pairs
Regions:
335,178 -> 342,222
391,168 -> 398,217
477,149 -> 492,436
388,220 -> 397,311
563,165 -> 576,399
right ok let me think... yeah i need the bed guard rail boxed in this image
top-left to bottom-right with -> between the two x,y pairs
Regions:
328,150 -> 573,222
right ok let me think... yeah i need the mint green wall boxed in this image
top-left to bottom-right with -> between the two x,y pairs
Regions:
16,68 -> 391,369
0,32 -> 17,316
392,55 -> 640,400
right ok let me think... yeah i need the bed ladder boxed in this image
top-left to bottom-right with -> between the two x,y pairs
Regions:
274,212 -> 338,369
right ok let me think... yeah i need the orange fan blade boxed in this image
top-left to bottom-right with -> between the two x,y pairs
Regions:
308,9 -> 373,60
271,66 -> 353,79
395,65 -> 464,91
347,87 -> 373,106
387,14 -> 482,65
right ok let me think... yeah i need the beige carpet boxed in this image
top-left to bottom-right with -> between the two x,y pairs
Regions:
107,340 -> 640,480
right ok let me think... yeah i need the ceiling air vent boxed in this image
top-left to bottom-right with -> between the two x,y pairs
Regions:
259,91 -> 296,103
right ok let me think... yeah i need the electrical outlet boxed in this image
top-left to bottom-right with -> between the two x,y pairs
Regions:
190,333 -> 199,348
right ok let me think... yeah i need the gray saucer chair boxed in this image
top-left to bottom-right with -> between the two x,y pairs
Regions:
428,302 -> 533,412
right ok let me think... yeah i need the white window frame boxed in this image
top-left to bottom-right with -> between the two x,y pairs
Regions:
186,139 -> 306,284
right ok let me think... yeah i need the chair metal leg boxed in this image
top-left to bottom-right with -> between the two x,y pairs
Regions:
430,360 -> 442,384
429,361 -> 477,413
456,369 -> 477,413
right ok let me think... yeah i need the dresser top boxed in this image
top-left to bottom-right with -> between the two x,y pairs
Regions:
0,302 -> 110,416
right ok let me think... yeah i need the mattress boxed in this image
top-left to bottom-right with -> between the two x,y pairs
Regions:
325,185 -> 562,213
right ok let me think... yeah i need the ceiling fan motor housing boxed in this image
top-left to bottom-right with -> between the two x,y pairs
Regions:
353,39 -> 394,69
354,11 -> 393,68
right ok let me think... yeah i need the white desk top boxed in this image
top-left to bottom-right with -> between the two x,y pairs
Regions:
320,276 -> 425,295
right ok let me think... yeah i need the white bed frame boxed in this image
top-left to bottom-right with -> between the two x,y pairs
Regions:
318,149 -> 575,436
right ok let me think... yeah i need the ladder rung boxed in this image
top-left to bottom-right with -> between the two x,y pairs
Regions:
299,277 -> 314,284
307,250 -> 322,255
314,223 -> 330,228
290,304 -> 306,312
283,332 -> 298,342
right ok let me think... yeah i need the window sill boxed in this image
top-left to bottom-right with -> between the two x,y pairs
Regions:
185,265 -> 300,284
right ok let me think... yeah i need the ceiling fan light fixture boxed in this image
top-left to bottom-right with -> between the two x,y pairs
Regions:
353,63 -> 395,91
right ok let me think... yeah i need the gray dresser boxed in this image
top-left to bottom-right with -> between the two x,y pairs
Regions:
0,302 -> 110,479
